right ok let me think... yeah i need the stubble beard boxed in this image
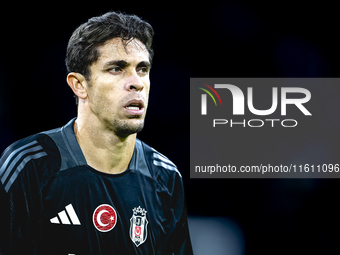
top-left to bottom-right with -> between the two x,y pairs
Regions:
110,118 -> 145,138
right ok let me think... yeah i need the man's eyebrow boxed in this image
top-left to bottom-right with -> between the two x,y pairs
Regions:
102,60 -> 151,69
103,60 -> 129,69
137,61 -> 151,68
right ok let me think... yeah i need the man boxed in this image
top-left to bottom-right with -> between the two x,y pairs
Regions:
0,11 -> 193,255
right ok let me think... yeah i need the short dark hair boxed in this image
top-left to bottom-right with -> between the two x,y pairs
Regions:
65,11 -> 154,80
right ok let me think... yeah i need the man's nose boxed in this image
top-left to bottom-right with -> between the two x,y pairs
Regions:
125,71 -> 144,92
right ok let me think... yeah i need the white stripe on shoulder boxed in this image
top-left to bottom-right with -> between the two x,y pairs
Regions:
153,153 -> 177,167
1,145 -> 43,184
153,160 -> 182,177
151,147 -> 170,159
0,140 -> 38,176
0,139 -> 48,192
151,147 -> 182,177
4,152 -> 47,192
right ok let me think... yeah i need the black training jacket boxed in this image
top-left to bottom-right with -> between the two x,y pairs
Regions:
0,118 -> 193,255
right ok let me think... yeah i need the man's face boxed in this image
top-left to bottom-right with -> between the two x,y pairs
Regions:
85,37 -> 151,137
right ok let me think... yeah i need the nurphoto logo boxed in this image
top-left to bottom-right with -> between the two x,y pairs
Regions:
197,81 -> 312,128
191,78 -> 340,179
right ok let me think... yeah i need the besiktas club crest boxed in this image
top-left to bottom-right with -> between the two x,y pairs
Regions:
130,206 -> 148,247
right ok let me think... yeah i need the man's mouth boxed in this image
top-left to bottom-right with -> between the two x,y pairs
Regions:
123,99 -> 145,116
125,103 -> 142,110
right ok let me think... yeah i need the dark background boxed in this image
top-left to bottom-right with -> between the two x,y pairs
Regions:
1,1 -> 340,254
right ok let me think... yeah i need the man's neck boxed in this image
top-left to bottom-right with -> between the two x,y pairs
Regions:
73,116 -> 136,175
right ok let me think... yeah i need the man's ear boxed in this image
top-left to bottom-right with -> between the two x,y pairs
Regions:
66,72 -> 88,100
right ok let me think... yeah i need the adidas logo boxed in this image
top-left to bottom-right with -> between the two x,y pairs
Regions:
50,204 -> 81,225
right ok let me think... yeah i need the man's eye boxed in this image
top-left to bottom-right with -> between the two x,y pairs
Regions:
138,67 -> 148,74
110,67 -> 121,73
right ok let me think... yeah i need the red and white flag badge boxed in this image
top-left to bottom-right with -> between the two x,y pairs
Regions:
129,206 -> 148,247
93,204 -> 117,232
